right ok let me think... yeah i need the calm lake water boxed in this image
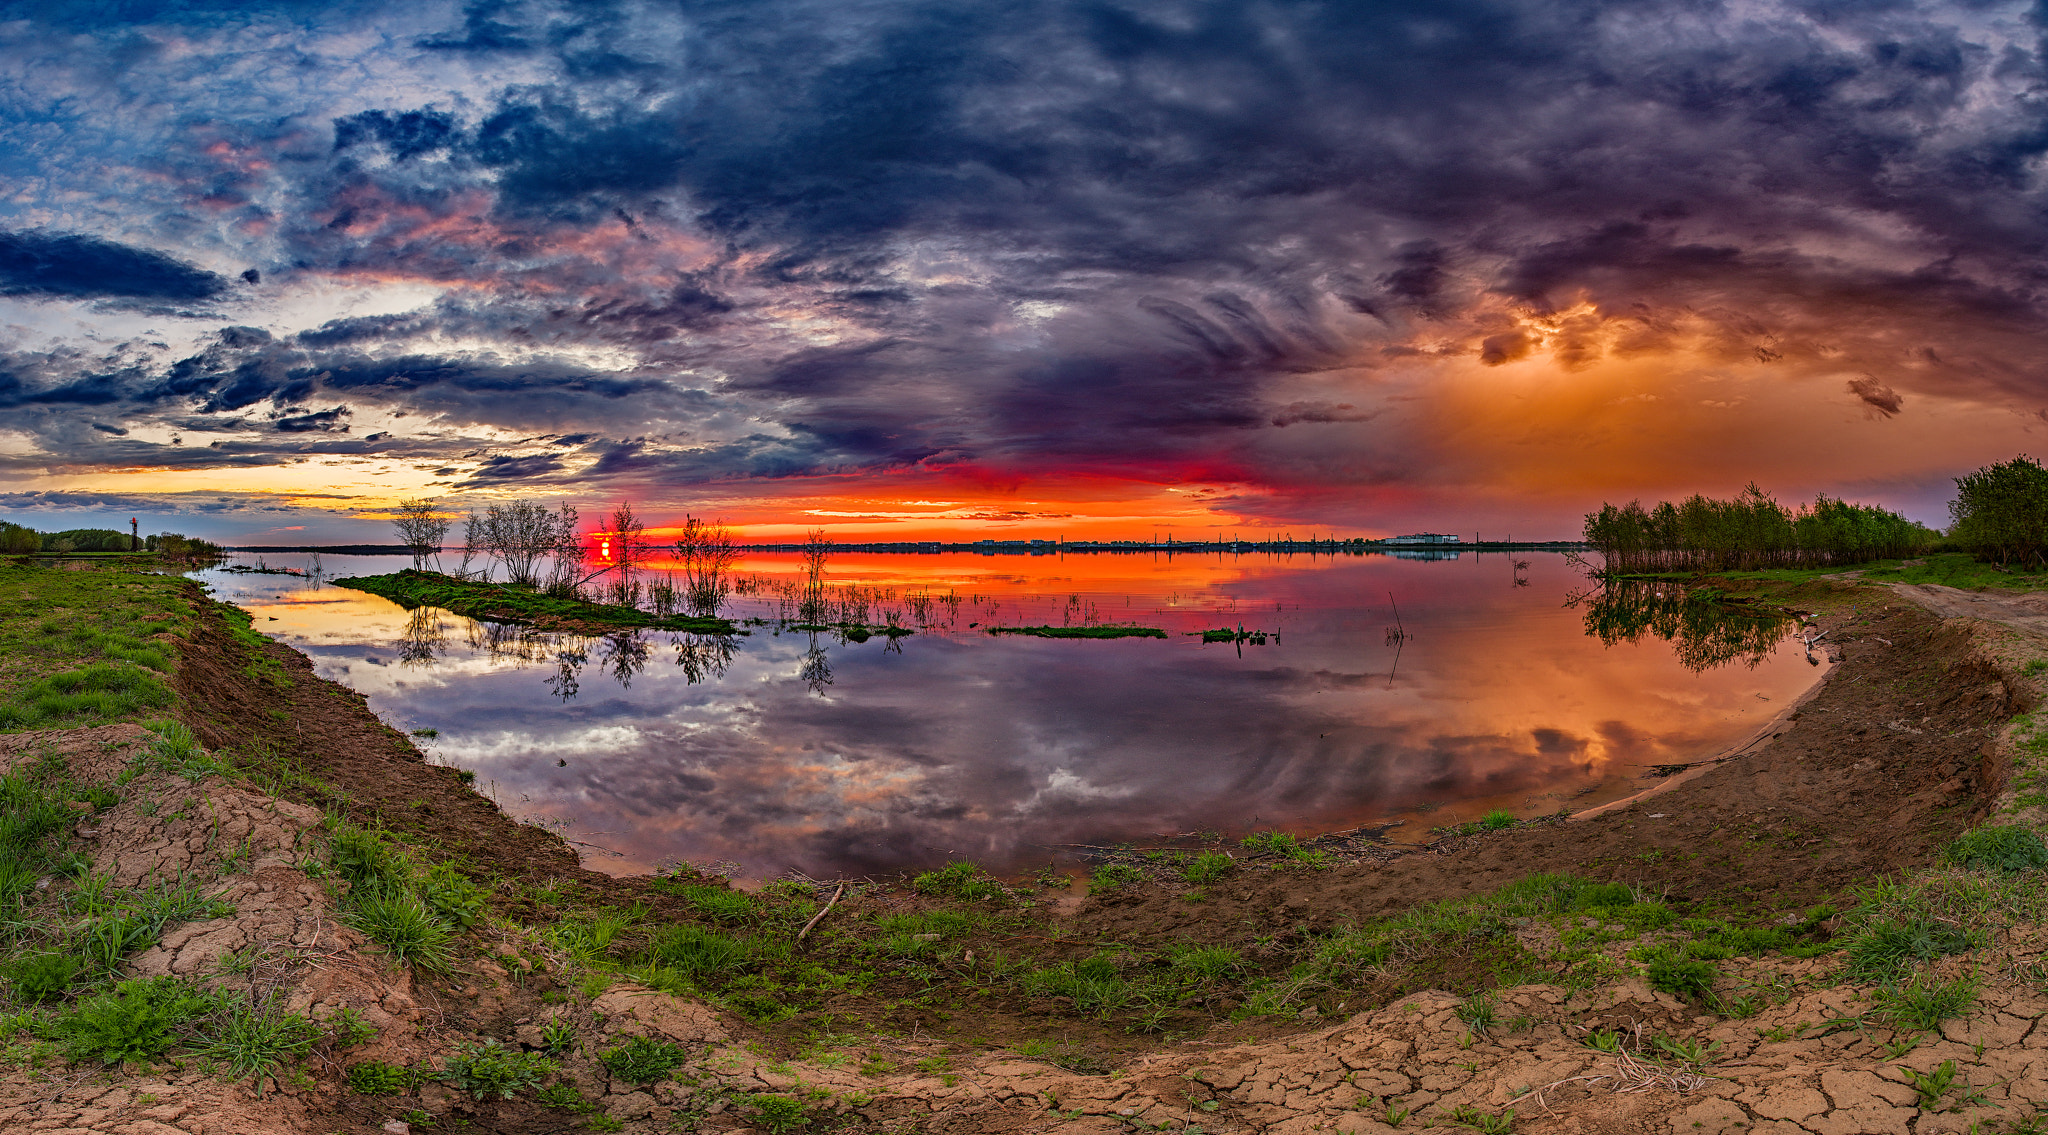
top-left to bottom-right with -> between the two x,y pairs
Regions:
191,550 -> 1821,879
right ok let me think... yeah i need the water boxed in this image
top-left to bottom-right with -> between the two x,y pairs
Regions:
192,551 -> 1821,879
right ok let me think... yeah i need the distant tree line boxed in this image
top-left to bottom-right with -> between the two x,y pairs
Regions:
1583,484 -> 1933,572
0,522 -> 219,558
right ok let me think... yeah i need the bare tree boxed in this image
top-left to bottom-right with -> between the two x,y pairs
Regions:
598,502 -> 650,607
675,515 -> 742,616
799,528 -> 831,623
391,498 -> 451,569
467,500 -> 580,587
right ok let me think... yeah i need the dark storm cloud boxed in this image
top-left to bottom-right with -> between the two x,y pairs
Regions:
0,231 -> 229,303
9,0 -> 2048,498
1848,376 -> 1906,417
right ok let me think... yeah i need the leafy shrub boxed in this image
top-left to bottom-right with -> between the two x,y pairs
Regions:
8,953 -> 80,1001
1088,863 -> 1144,894
418,863 -> 489,928
190,999 -> 318,1084
600,1035 -> 688,1084
911,860 -> 1004,901
347,891 -> 455,971
648,924 -> 750,980
346,1060 -> 414,1095
1944,826 -> 2048,874
1183,852 -> 1235,884
56,978 -> 216,1064
444,1038 -> 551,1100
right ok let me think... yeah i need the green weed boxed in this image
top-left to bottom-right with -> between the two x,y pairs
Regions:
1088,863 -> 1144,894
55,977 -> 217,1064
912,860 -> 1005,901
1874,973 -> 1979,1031
1183,851 -> 1235,884
600,1035 -> 688,1084
347,891 -> 456,971
346,1061 -> 415,1095
189,998 -> 318,1089
443,1038 -> 551,1100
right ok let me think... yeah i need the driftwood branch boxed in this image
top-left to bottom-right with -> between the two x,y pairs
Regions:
797,883 -> 845,944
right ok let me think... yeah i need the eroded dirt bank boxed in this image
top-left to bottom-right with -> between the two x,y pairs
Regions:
5,573 -> 2048,1135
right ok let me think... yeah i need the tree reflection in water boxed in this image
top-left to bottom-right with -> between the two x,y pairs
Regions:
1567,579 -> 1793,672
671,633 -> 737,684
599,630 -> 652,689
800,631 -> 833,695
398,606 -> 448,668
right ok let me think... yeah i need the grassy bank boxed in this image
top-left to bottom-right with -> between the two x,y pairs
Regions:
0,559 -> 194,731
332,568 -> 739,635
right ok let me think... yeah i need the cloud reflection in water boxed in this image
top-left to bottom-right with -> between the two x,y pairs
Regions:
209,553 -> 1818,878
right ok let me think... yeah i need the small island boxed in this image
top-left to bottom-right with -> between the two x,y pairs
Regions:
332,568 -> 740,635
985,624 -> 1168,639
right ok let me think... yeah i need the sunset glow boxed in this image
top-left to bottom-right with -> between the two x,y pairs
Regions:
3,2 -> 2047,539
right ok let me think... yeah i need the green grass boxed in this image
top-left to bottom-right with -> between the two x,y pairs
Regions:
985,624 -> 1168,639
332,569 -> 737,634
190,997 -> 319,1088
1944,825 -> 2048,874
912,860 -> 1006,901
1859,552 -> 2048,591
0,562 -> 191,731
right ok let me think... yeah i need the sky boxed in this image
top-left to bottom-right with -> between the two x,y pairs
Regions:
5,0 -> 2048,543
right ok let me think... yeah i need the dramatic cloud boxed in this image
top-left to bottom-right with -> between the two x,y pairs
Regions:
0,230 -> 230,303
3,0 -> 2048,537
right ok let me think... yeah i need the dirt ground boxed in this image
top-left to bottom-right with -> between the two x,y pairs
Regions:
7,574 -> 2048,1134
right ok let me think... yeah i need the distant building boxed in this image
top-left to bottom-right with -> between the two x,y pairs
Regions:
1385,533 -> 1461,545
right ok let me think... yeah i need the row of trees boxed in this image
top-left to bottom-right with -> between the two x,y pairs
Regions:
392,499 -> 745,617
0,522 -> 219,559
1583,485 -> 1933,572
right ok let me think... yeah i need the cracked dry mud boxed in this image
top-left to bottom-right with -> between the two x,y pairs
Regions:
4,577 -> 2048,1134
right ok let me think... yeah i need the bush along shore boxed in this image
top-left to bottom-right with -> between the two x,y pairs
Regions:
8,558 -> 2048,1133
